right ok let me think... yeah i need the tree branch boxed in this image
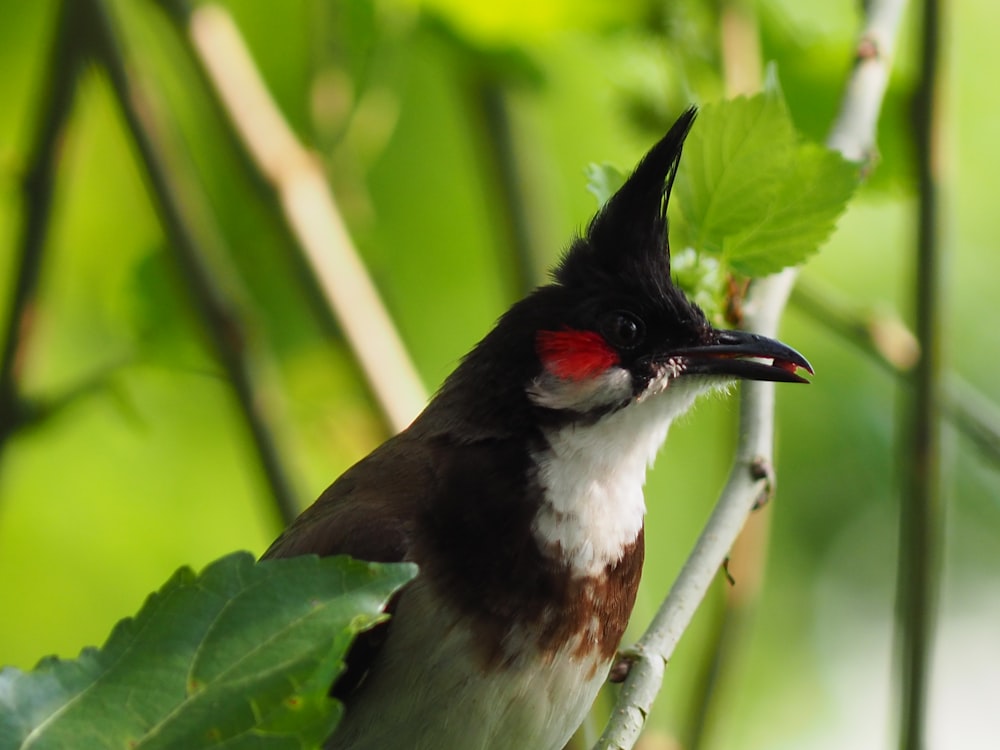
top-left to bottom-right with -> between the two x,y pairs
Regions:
827,0 -> 910,166
792,280 -> 1000,465
894,0 -> 944,743
791,279 -> 919,372
86,0 -> 302,527
474,80 -> 540,299
594,1 -> 909,746
0,0 -> 85,463
153,0 -> 427,433
943,377 -> 1000,465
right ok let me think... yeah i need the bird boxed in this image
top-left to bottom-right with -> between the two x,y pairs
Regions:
263,107 -> 812,750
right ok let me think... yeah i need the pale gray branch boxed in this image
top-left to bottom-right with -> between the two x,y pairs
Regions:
593,1 -> 910,746
827,0 -> 908,163
183,4 -> 427,433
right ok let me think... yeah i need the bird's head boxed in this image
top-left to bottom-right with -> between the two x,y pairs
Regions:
431,108 -> 810,436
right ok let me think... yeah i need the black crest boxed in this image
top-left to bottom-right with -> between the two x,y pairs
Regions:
555,108 -> 697,290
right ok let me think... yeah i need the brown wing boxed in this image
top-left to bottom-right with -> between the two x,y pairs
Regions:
262,434 -> 436,699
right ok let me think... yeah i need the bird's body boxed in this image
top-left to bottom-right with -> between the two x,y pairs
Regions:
320,575 -> 611,750
264,109 -> 811,750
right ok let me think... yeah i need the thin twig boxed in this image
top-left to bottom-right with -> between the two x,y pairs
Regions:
154,0 -> 426,433
594,1 -> 909,746
792,279 -> 920,373
86,0 -> 302,527
475,80 -> 540,299
719,0 -> 762,98
12,357 -> 133,435
895,0 -> 944,743
792,280 -> 1000,465
0,0 -> 84,458
944,377 -> 1000,462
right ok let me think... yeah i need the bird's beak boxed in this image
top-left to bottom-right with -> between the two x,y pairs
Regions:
672,329 -> 814,384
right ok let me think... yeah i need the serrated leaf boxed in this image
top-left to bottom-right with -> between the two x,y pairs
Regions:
0,553 -> 417,750
585,163 -> 626,208
675,88 -> 796,254
723,142 -> 859,275
672,81 -> 860,276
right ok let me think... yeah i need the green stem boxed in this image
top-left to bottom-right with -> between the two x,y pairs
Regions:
791,281 -> 1000,466
894,0 -> 944,744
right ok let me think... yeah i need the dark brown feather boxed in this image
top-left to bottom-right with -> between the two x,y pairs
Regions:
263,420 -> 644,697
262,434 -> 433,699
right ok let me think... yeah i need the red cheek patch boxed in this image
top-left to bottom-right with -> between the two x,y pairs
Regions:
536,329 -> 619,381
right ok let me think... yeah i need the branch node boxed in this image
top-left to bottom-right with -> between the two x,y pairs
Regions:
608,654 -> 636,684
749,455 -> 775,509
722,556 -> 737,587
857,34 -> 882,62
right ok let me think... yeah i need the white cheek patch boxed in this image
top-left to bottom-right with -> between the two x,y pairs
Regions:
527,366 -> 633,413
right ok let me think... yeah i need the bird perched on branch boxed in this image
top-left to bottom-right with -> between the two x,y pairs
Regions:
264,108 -> 811,750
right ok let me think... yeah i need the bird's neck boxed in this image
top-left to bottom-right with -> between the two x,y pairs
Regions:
409,375 -> 709,665
530,380 -> 705,575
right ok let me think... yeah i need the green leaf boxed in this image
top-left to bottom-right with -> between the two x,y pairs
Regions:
670,247 -> 724,322
675,87 -> 796,255
585,162 -> 626,208
723,142 -> 859,276
0,553 -> 417,750
673,80 -> 860,276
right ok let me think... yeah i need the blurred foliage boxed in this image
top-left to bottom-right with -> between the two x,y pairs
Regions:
0,1 -> 997,749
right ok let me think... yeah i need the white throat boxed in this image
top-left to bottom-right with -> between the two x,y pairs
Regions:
531,378 -> 708,575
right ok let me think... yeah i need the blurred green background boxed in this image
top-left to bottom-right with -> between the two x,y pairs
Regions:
1,0 -> 997,748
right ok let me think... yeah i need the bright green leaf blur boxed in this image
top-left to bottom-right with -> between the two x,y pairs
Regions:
398,0 -> 647,43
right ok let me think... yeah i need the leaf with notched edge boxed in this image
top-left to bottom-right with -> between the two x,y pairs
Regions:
722,141 -> 859,276
672,73 -> 860,277
0,553 -> 416,750
674,88 -> 797,256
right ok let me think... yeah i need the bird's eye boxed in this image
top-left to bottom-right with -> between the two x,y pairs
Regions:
602,311 -> 645,349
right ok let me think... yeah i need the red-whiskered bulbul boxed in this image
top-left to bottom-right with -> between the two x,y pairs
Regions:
264,108 -> 812,750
